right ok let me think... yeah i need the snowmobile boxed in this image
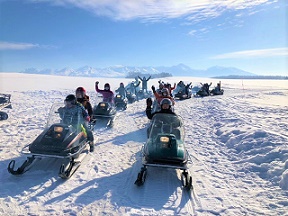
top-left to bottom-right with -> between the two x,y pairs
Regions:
126,91 -> 137,103
210,82 -> 224,96
7,103 -> 92,179
91,100 -> 117,128
136,90 -> 153,100
195,82 -> 212,97
114,94 -> 128,110
174,87 -> 192,100
0,93 -> 12,120
210,88 -> 224,96
135,113 -> 193,189
195,89 -> 209,97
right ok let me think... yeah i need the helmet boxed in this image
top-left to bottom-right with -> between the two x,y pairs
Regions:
76,87 -> 86,93
160,98 -> 172,106
104,83 -> 110,90
120,82 -> 124,87
65,94 -> 76,105
161,88 -> 169,96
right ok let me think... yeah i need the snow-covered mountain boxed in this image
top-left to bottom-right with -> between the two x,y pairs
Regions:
22,64 -> 255,78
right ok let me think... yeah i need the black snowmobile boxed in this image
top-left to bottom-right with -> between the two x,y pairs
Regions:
7,103 -> 92,179
126,91 -> 137,103
91,100 -> 117,128
174,86 -> 192,100
114,94 -> 128,110
0,93 -> 12,120
195,82 -> 212,97
210,88 -> 224,96
136,90 -> 153,100
135,113 -> 193,189
210,82 -> 224,96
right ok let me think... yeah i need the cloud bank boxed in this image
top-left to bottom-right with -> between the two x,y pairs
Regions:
211,47 -> 288,59
29,0 -> 272,21
0,42 -> 40,50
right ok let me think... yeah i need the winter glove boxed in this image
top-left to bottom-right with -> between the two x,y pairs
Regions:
95,81 -> 99,85
151,85 -> 156,93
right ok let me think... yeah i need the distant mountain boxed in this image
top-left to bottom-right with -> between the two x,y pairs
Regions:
22,64 -> 256,78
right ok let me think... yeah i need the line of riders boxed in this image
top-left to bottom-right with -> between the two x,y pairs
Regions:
6,77 -> 223,180
58,78 -> 223,153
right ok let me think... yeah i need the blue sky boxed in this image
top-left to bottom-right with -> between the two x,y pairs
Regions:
0,0 -> 287,75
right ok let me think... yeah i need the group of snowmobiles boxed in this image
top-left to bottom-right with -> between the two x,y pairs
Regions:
195,81 -> 224,97
5,79 -> 218,190
6,80 -> 153,180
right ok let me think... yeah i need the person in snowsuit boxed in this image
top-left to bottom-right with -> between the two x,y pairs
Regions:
58,94 -> 95,152
75,87 -> 93,119
177,81 -> 185,89
115,82 -> 127,99
156,81 -> 165,94
151,86 -> 175,106
138,76 -> 151,93
184,82 -> 192,95
95,81 -> 114,104
128,81 -> 141,100
164,82 -> 176,97
145,98 -> 176,120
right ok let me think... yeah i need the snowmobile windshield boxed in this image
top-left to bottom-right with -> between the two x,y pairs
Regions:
46,103 -> 85,133
149,113 -> 184,141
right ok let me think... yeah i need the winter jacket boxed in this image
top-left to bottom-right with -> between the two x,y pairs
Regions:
77,95 -> 93,118
138,76 -> 151,91
58,103 -> 90,125
146,107 -> 176,120
153,91 -> 175,106
115,86 -> 127,98
95,84 -> 114,103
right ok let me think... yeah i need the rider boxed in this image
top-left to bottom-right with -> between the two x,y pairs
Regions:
146,98 -> 176,120
151,86 -> 175,106
138,76 -> 151,93
75,87 -> 93,119
95,81 -> 114,104
58,94 -> 95,152
115,82 -> 127,99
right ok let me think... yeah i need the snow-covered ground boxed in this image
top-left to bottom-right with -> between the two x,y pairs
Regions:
0,73 -> 287,216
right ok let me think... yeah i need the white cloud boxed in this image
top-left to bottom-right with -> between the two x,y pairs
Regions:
0,42 -> 56,50
28,0 -> 272,21
0,42 -> 40,50
211,48 -> 288,59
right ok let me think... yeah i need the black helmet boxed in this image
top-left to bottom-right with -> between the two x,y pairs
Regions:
104,83 -> 110,90
160,98 -> 172,106
65,94 -> 76,104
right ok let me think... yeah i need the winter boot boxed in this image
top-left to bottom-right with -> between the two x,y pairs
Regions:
89,141 -> 94,152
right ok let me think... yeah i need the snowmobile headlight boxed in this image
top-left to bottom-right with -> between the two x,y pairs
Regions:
100,103 -> 106,107
116,95 -> 121,98
160,136 -> 170,143
54,126 -> 64,133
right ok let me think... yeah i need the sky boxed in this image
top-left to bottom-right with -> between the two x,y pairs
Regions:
0,0 -> 287,76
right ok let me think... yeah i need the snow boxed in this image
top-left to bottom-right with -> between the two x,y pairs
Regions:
0,73 -> 288,216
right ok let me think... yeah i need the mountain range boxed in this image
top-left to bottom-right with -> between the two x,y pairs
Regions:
22,64 -> 256,78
